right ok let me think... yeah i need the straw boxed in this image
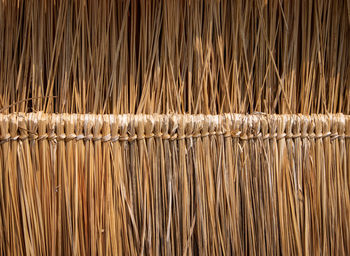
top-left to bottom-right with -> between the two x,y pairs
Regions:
0,0 -> 349,115
0,113 -> 349,255
1,0 -> 350,255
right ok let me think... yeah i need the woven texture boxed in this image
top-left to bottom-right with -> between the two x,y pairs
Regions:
1,113 -> 350,255
0,113 -> 350,142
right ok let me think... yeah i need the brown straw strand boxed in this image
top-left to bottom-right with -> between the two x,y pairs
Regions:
0,112 -> 349,255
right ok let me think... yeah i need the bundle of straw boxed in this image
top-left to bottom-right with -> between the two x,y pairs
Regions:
1,0 -> 350,255
0,0 -> 349,114
0,113 -> 349,255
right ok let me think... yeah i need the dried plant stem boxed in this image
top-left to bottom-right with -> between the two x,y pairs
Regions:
0,0 -> 349,114
0,113 -> 349,255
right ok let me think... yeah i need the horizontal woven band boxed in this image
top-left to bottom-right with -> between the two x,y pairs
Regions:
0,113 -> 349,144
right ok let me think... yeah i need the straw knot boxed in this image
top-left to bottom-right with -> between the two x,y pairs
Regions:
154,132 -> 163,138
192,133 -> 201,138
201,132 -> 210,138
144,133 -> 154,139
19,135 -> 29,141
162,134 -> 171,140
170,134 -> 178,140
65,133 -> 77,141
314,132 -> 330,139
110,136 -> 119,142
28,133 -> 38,140
10,135 -> 19,141
308,133 -> 316,139
232,131 -> 241,138
119,135 -> 129,141
268,133 -> 278,140
286,133 -> 301,139
277,133 -> 286,140
301,133 -> 309,139
84,134 -> 94,141
320,132 -> 331,139
37,134 -> 48,141
76,134 -> 85,141
0,134 -> 11,144
128,134 -> 137,142
48,133 -> 57,141
137,135 -> 145,140
177,135 -> 186,140
223,132 -> 231,138
330,133 -> 339,141
331,134 -> 345,140
240,134 -> 248,140
102,134 -> 111,142
209,131 -> 216,136
92,135 -> 102,142
216,131 -> 224,136
250,133 -> 262,139
57,134 -> 66,141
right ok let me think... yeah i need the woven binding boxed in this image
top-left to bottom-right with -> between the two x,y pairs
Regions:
0,113 -> 349,144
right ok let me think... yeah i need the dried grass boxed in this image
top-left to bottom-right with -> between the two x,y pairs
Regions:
0,0 -> 349,114
0,113 -> 349,255
1,0 -> 350,255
